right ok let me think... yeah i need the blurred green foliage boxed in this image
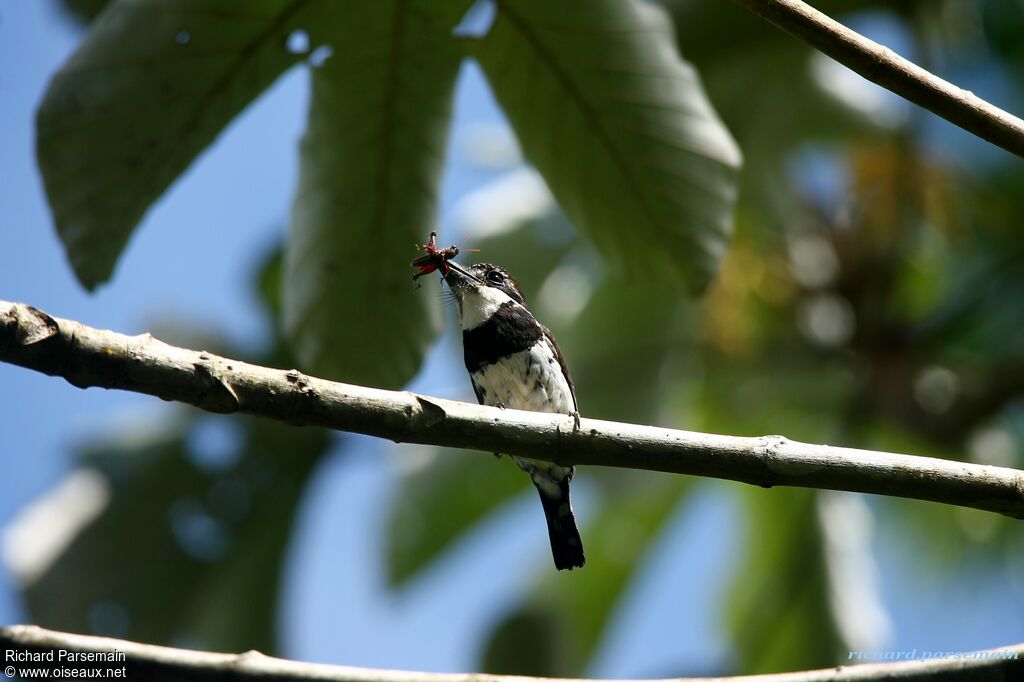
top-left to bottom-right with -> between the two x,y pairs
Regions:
25,414 -> 327,652
25,0 -> 1024,675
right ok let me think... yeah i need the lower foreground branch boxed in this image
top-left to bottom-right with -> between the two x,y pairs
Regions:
2,300 -> 1023,518
1,625 -> 1022,682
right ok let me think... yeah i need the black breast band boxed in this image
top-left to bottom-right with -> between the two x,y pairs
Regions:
463,302 -> 542,373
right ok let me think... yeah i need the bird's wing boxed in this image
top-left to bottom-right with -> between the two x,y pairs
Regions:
470,375 -> 487,405
542,326 -> 578,416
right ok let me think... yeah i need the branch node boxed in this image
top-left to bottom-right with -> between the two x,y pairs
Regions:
13,304 -> 59,346
284,368 -> 315,395
192,359 -> 240,413
760,434 -> 789,488
413,395 -> 447,430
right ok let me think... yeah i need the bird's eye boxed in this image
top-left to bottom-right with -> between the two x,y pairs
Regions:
486,270 -> 503,284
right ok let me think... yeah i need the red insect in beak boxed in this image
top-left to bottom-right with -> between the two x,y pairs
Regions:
411,231 -> 477,283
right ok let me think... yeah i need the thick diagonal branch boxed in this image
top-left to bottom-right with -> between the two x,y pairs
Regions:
2,299 -> 1023,518
731,0 -> 1024,158
2,625 -> 1023,682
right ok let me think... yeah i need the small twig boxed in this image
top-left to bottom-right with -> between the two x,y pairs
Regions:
1,625 -> 1022,682
2,299 -> 1023,519
731,0 -> 1024,158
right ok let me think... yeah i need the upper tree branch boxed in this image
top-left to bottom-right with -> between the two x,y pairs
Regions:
2,299 -> 1023,518
730,0 -> 1024,158
2,625 -> 1023,682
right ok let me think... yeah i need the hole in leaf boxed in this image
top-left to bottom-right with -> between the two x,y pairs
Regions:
286,28 -> 310,55
453,0 -> 495,37
309,44 -> 334,67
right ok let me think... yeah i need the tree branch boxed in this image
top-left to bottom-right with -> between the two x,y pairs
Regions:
2,625 -> 1022,682
730,0 -> 1024,158
2,299 -> 1023,518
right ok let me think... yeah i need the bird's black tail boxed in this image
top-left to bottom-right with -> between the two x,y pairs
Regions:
534,476 -> 585,571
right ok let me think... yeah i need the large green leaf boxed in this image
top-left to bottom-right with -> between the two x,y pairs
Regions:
481,475 -> 691,676
282,0 -> 470,387
36,0 -> 314,288
472,0 -> 742,291
38,0 -> 470,388
725,488 -> 841,674
21,414 -> 328,652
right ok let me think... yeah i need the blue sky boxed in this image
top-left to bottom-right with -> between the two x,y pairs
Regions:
1,1 -> 1022,675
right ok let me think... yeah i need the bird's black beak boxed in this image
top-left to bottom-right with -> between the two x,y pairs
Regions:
443,261 -> 482,290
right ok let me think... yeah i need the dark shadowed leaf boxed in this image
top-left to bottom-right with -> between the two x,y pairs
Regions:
386,449 -> 530,586
726,488 -> 840,674
472,0 -> 741,292
479,475 -> 691,676
282,0 -> 471,387
481,606 -> 564,676
36,0 -> 315,288
980,0 -> 1024,69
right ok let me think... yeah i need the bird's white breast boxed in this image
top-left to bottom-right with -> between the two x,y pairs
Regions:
471,337 -> 573,415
